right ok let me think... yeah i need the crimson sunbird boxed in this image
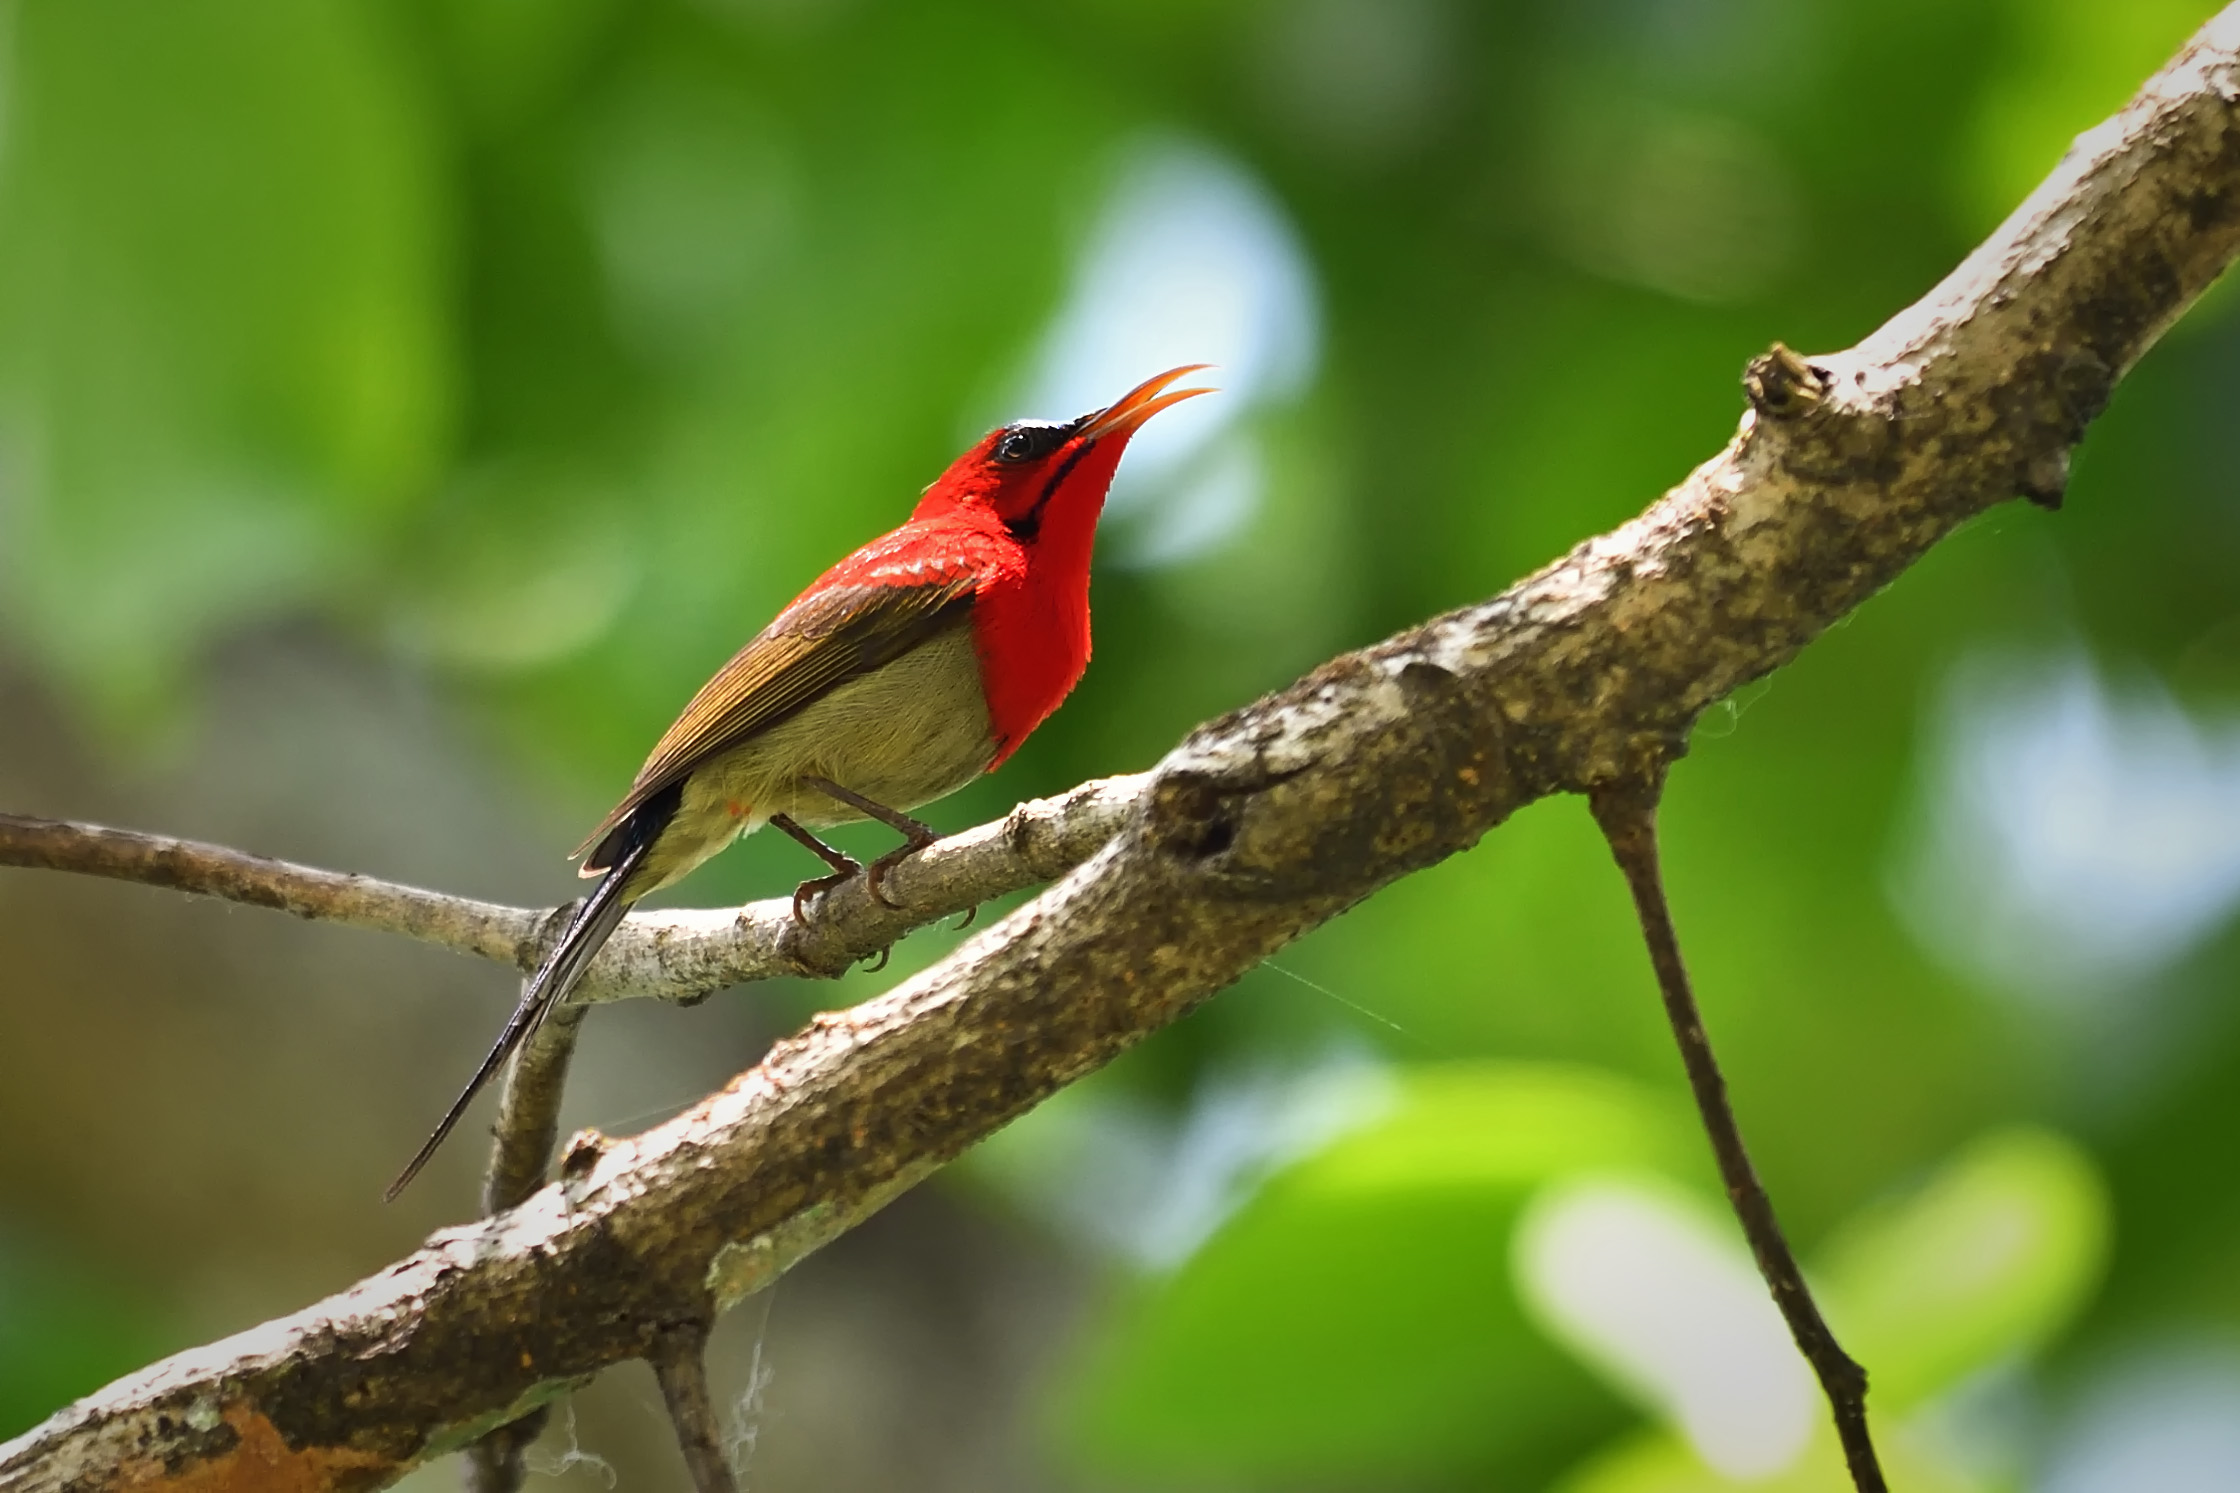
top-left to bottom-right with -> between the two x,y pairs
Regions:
389,365 -> 1214,1198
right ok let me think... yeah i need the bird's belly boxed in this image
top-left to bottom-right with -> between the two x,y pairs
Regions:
654,624 -> 996,888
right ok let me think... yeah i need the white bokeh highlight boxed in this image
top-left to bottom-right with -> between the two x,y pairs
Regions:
1514,1176 -> 1817,1479
1010,138 -> 1319,566
2040,1341 -> 2240,1493
1894,649 -> 2240,1004
985,1045 -> 1394,1272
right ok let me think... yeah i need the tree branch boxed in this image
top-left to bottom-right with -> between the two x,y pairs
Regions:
0,812 -> 537,966
460,999 -> 588,1493
649,1324 -> 738,1493
1591,778 -> 1882,1490
5,9 -> 2240,1491
0,770 -> 1147,995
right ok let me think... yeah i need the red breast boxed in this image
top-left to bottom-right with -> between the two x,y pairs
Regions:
880,365 -> 1213,763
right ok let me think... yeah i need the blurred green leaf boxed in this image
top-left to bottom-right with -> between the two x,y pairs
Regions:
1548,1127 -> 2108,1493
1052,1063 -> 1694,1483
393,460 -> 640,672
0,1231 -> 169,1441
1959,0 -> 2223,235
1554,1419 -> 1973,1493
0,0 -> 453,730
1818,1127 -> 2110,1411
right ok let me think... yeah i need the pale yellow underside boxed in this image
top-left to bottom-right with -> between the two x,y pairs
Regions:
628,623 -> 995,895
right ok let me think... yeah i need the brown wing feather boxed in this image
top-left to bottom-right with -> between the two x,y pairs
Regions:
574,575 -> 979,866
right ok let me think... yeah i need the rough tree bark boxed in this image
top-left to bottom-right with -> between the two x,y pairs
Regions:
3,8 -> 2239,1491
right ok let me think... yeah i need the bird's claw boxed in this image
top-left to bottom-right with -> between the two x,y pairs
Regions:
953,904 -> 979,931
789,864 -> 861,925
863,846 -> 923,911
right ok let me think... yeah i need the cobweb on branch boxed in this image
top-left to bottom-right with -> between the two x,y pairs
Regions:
723,1289 -> 780,1486
525,1402 -> 617,1489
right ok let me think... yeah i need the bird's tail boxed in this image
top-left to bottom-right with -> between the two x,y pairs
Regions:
385,789 -> 677,1201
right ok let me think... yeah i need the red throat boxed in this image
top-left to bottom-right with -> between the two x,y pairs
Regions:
971,429 -> 1132,763
904,365 -> 1213,763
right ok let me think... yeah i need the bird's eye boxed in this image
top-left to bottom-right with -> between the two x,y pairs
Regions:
993,423 -> 1063,464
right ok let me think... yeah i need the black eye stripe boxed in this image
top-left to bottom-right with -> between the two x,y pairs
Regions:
1006,438 -> 1095,542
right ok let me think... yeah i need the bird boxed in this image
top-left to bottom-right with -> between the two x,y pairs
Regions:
387,365 -> 1213,1199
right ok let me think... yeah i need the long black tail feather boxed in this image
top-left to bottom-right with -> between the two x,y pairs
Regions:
385,787 -> 679,1200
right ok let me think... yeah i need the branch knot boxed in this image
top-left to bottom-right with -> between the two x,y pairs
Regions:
1744,342 -> 1831,420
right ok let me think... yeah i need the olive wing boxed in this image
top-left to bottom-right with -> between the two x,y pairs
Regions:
576,573 -> 979,869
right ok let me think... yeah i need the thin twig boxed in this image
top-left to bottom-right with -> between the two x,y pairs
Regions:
463,1415 -> 547,1493
1588,777 -> 1883,1493
461,1034 -> 578,1493
0,812 -> 536,963
465,978 -> 593,1493
479,996 -> 590,1216
0,774 -> 1148,999
650,1324 -> 739,1493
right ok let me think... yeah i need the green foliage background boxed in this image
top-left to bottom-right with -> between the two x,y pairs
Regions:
0,1 -> 2236,1489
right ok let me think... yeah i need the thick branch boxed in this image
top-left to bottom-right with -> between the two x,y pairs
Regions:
6,10 -> 2240,1492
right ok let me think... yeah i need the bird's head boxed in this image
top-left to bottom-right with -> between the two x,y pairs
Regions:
916,365 -> 1214,542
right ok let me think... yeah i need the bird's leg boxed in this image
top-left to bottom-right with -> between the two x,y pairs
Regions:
800,775 -> 938,910
770,812 -> 861,924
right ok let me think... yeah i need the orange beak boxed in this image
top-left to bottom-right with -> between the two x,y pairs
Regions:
1081,364 -> 1216,441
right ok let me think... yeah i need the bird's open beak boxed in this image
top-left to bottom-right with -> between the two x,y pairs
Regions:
1080,364 -> 1216,441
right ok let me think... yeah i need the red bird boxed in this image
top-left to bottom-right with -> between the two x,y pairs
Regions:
390,365 -> 1212,1197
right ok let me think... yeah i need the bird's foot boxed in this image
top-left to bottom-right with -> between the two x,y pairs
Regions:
774,812 -> 864,924
801,777 -> 938,910
953,904 -> 979,931
864,832 -> 938,910
789,863 -> 861,924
